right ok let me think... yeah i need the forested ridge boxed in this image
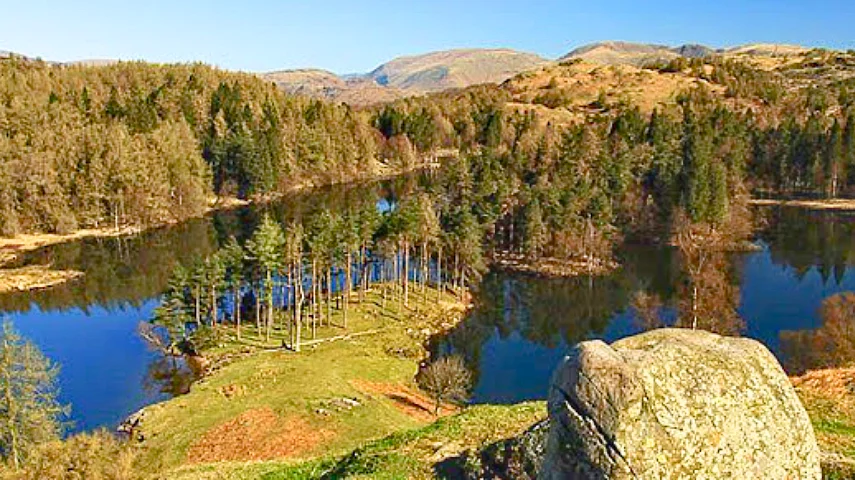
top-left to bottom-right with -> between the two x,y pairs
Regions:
2,49 -> 855,245
0,60 -> 382,235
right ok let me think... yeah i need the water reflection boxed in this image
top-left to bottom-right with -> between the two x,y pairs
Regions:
0,171 -> 438,432
434,208 -> 855,404
6,188 -> 855,428
143,356 -> 203,397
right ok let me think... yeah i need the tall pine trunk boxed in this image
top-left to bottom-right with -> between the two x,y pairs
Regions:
211,284 -> 217,328
255,283 -> 261,335
234,285 -> 241,340
344,251 -> 351,329
266,270 -> 273,342
436,246 -> 443,302
311,259 -> 318,338
295,264 -> 303,352
403,241 -> 410,307
326,268 -> 333,327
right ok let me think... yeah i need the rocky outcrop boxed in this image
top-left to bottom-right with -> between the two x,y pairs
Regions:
541,328 -> 821,479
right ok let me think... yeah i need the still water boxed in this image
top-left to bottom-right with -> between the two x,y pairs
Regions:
1,174 -> 853,431
434,208 -> 855,404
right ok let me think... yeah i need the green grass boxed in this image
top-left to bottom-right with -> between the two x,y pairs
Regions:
141,284 -> 855,479
137,285 -> 468,477
795,381 -> 855,478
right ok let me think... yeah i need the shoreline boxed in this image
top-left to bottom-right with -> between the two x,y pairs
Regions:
490,251 -> 618,278
0,265 -> 84,294
124,285 -> 470,474
750,197 -> 855,211
0,161 -> 444,292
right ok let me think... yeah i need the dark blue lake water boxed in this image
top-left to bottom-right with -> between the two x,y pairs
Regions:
435,208 -> 855,404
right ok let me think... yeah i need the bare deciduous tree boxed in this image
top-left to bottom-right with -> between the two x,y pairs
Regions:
417,356 -> 472,416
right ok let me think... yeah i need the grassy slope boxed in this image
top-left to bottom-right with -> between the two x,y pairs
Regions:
137,285 -> 855,479
161,372 -> 855,480
137,286 -> 467,477
794,369 -> 855,478
164,402 -> 546,480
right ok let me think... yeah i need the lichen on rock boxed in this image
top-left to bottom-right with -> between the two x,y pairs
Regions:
541,328 -> 821,479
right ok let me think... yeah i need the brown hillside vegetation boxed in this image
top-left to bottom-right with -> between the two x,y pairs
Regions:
560,41 -> 684,66
503,61 -> 725,123
187,407 -> 333,463
499,46 -> 855,128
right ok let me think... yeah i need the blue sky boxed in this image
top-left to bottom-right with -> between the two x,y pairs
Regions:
2,0 -> 854,73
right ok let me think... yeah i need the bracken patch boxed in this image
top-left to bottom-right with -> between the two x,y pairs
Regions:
351,379 -> 457,422
187,407 -> 332,463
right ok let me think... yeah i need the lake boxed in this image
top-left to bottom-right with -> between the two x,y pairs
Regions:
433,207 -> 855,404
2,174 -> 854,432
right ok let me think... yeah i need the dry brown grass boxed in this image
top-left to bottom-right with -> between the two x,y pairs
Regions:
351,379 -> 458,422
750,198 -> 855,211
792,368 -> 855,477
0,265 -> 83,294
502,61 -> 725,125
186,407 -> 333,463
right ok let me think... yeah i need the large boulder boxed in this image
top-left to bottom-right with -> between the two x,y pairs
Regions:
541,328 -> 821,479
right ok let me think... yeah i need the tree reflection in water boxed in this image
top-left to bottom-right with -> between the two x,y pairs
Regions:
143,356 -> 202,397
433,207 -> 855,402
781,292 -> 855,374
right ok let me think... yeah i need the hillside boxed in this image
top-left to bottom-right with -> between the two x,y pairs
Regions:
560,41 -> 685,66
264,42 -> 820,106
502,60 -> 724,124
558,41 -> 811,67
262,48 -> 548,105
366,48 -> 548,92
263,68 -> 404,104
497,43 -> 855,127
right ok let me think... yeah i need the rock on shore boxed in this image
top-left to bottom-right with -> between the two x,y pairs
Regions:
541,328 -> 821,479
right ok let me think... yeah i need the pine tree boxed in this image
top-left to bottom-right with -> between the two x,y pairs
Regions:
680,106 -> 715,224
415,194 -> 440,294
153,264 -> 192,346
283,223 -> 304,351
825,119 -> 844,198
523,198 -> 547,260
0,322 -> 67,469
221,237 -> 245,339
246,214 -> 286,342
339,211 -> 361,329
307,210 -> 333,335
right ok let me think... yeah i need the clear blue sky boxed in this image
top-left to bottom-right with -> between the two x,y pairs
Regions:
2,0 -> 854,74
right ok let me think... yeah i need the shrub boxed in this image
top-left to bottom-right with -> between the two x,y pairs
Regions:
417,355 -> 472,415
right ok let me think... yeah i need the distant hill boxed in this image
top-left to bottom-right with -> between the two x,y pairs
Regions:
559,41 -> 809,67
365,48 -> 548,92
560,41 -> 685,66
66,59 -> 121,67
0,50 -> 45,62
263,68 -> 404,105
724,43 -> 810,57
262,48 -> 549,105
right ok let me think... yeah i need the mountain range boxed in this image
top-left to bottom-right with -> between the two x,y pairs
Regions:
261,41 -> 813,105
3,41 -> 818,105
